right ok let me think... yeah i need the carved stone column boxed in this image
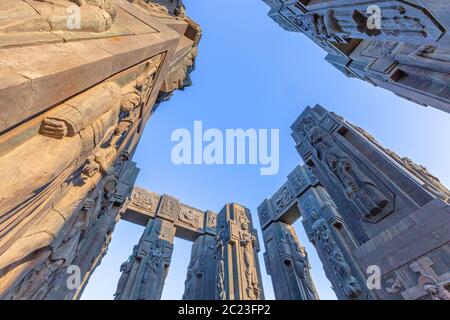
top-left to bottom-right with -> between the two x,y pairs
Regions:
262,219 -> 319,300
0,0 -> 201,300
258,164 -> 368,300
114,217 -> 176,300
261,0 -> 450,114
215,204 -> 264,300
298,186 -> 370,300
182,234 -> 216,300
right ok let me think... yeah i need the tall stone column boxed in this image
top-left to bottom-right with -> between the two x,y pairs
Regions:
114,217 -> 176,300
297,185 -> 370,300
258,164 -> 372,300
0,0 -> 201,300
290,105 -> 450,300
261,0 -> 450,114
262,219 -> 319,300
215,204 -> 264,300
182,234 -> 216,300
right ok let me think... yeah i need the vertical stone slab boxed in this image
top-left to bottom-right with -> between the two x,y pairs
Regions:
114,217 -> 176,300
51,160 -> 140,300
298,186 -> 371,300
262,220 -> 319,300
261,0 -> 450,113
182,234 -> 216,300
289,105 -> 450,300
292,105 -> 433,242
215,204 -> 264,300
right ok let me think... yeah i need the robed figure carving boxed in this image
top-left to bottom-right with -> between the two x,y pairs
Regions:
300,117 -> 389,219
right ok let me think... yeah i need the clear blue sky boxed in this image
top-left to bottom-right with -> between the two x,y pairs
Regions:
81,0 -> 450,300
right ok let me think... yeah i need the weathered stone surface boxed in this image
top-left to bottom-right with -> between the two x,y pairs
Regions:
257,105 -> 450,300
259,165 -> 369,300
183,234 -> 216,300
116,189 -> 263,300
215,203 -> 264,300
262,220 -> 319,300
0,0 -> 201,300
261,0 -> 450,114
114,217 -> 176,300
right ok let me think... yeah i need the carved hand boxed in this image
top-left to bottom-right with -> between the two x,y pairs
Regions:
82,198 -> 96,211
39,118 -> 68,139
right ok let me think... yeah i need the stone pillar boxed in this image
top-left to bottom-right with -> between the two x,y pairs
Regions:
261,0 -> 450,114
290,105 -> 450,300
262,218 -> 319,300
215,204 -> 264,300
0,0 -> 201,300
258,164 -> 368,300
297,185 -> 371,300
182,234 -> 216,300
114,217 -> 176,300
50,160 -> 140,300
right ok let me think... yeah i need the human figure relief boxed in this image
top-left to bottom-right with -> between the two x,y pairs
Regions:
300,117 -> 389,218
114,245 -> 137,299
214,221 -> 226,300
238,213 -> 260,300
0,0 -> 116,33
182,247 -> 199,299
312,216 -> 362,299
296,5 -> 429,42
285,227 -> 318,300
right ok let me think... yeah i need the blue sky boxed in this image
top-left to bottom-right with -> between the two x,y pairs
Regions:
81,0 -> 450,300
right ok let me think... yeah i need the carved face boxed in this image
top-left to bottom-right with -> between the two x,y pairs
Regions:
312,219 -> 330,243
103,177 -> 117,194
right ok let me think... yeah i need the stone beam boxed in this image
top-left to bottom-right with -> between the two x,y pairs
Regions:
122,187 -> 217,241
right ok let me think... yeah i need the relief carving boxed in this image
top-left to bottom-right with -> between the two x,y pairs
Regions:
257,202 -> 270,225
0,54 -> 162,299
405,257 -> 450,300
284,225 -> 318,300
273,186 -> 293,214
352,124 -> 450,203
292,3 -> 442,44
298,116 -> 391,220
311,213 -> 362,299
158,196 -> 178,220
238,212 -> 261,300
214,223 -> 226,300
0,0 -> 116,33
132,0 -> 186,19
206,212 -> 217,229
130,189 -> 159,212
288,166 -> 308,194
182,243 -> 199,300
178,206 -> 201,229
